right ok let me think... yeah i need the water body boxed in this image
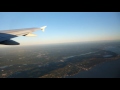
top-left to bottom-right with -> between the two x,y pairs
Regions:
66,59 -> 120,78
65,51 -> 98,60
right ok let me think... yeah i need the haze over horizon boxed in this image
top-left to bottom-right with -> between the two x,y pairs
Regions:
0,12 -> 120,47
0,12 -> 120,78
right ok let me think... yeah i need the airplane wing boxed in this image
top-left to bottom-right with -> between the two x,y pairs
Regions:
0,26 -> 47,45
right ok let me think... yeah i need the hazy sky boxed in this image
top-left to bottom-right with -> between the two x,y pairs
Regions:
0,12 -> 120,46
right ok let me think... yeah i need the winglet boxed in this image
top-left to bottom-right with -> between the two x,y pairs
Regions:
40,26 -> 47,32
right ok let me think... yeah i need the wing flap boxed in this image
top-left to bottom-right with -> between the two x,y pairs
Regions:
24,33 -> 37,36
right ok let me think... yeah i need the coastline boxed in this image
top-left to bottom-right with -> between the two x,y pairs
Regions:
66,59 -> 120,78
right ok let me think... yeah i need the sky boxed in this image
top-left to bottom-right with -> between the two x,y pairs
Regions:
0,12 -> 120,46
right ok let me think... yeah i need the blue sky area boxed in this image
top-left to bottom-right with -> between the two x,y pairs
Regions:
0,12 -> 120,46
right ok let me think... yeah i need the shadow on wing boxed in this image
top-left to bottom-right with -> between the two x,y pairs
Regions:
0,33 -> 19,45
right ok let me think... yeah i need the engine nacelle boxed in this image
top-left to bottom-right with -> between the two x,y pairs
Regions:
0,40 -> 20,45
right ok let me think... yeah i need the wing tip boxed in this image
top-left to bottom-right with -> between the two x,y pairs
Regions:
40,26 -> 47,32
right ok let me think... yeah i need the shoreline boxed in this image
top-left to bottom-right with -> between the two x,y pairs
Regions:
66,59 -> 120,78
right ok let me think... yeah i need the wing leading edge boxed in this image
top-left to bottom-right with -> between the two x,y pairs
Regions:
0,26 -> 47,45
